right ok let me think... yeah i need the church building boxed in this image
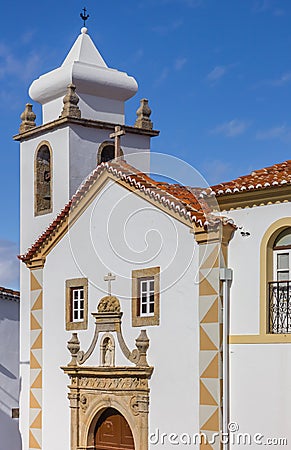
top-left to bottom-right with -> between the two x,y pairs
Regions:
16,24 -> 291,450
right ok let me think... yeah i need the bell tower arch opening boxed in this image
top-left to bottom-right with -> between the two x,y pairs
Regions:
97,141 -> 124,165
34,142 -> 52,216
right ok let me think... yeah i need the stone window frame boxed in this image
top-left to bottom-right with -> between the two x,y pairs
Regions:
97,141 -> 124,165
34,140 -> 53,217
132,267 -> 160,327
66,278 -> 88,330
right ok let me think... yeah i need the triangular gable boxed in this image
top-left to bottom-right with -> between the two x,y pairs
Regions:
19,161 -> 224,267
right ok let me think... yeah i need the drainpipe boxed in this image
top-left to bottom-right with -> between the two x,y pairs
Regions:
220,268 -> 233,450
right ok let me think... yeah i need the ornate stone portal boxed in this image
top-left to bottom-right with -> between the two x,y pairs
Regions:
62,295 -> 153,450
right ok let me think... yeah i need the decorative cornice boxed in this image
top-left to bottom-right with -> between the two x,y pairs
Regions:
14,116 -> 160,141
215,184 -> 291,211
27,257 -> 46,269
62,366 -> 153,379
193,219 -> 236,246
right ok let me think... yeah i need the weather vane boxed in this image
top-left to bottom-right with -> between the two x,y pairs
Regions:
80,7 -> 89,27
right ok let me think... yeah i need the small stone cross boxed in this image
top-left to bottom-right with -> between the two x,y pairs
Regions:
104,272 -> 116,296
109,126 -> 125,159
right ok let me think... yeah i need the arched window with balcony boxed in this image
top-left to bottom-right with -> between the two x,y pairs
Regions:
269,228 -> 291,334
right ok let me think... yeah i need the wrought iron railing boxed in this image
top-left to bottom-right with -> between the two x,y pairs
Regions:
269,281 -> 291,333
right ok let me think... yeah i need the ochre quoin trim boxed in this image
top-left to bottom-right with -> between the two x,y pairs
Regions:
29,269 -> 43,450
198,239 -> 223,450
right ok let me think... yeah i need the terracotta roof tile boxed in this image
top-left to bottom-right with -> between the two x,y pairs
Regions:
19,160 -> 224,263
209,159 -> 291,196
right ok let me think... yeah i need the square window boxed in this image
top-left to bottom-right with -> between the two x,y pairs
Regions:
132,267 -> 160,327
65,278 -> 88,331
71,287 -> 84,323
139,278 -> 155,317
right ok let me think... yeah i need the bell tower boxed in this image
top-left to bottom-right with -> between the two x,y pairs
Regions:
15,26 -> 159,252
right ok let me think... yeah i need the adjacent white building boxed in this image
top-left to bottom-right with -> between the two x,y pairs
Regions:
16,25 -> 291,450
0,287 -> 21,450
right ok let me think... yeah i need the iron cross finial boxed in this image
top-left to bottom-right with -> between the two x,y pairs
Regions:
80,7 -> 89,27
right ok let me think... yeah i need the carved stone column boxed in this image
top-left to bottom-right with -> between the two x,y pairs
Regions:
68,387 -> 80,450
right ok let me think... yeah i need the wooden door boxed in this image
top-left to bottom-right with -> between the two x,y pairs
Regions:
95,408 -> 135,450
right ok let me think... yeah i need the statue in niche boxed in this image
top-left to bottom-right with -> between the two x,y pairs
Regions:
101,336 -> 115,367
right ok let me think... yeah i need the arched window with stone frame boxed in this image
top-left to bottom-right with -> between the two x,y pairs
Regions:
97,141 -> 124,165
34,142 -> 52,216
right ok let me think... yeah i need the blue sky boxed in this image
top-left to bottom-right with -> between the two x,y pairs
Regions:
1,0 -> 291,288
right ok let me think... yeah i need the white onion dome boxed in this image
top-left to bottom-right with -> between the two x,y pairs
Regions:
29,28 -> 138,105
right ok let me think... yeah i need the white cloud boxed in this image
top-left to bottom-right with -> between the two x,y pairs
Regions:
145,0 -> 203,7
274,9 -> 285,16
253,72 -> 291,89
0,240 -> 19,289
256,124 -> 291,142
206,63 -> 238,85
131,48 -> 144,63
270,72 -> 291,86
152,19 -> 183,35
210,119 -> 250,137
253,0 -> 272,12
206,65 -> 227,83
252,0 -> 285,15
154,68 -> 169,87
174,58 -> 187,71
178,0 -> 202,6
0,41 -> 41,83
201,159 -> 232,185
20,29 -> 36,45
